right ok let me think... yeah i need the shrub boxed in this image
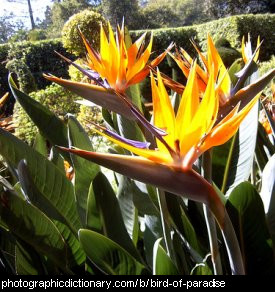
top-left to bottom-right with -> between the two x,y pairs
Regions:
7,39 -> 73,91
6,59 -> 37,94
27,29 -> 48,42
215,38 -> 241,68
13,84 -> 80,144
259,55 -> 275,96
76,104 -> 108,151
0,43 -> 11,96
68,58 -> 86,82
62,9 -> 107,56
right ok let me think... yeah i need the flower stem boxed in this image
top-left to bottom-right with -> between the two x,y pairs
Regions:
221,210 -> 245,275
202,151 -> 223,275
157,189 -> 176,262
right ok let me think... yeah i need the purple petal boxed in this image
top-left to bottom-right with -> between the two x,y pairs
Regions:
54,51 -> 110,89
105,128 -> 150,149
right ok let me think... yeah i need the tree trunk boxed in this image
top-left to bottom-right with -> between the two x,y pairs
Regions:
27,0 -> 35,29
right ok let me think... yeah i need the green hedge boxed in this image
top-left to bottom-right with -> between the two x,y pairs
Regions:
0,39 -> 74,96
0,43 -> 11,96
131,14 -> 275,62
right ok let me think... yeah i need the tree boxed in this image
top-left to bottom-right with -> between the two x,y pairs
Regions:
49,0 -> 94,37
7,0 -> 36,29
140,1 -> 180,28
0,13 -> 25,43
204,0 -> 273,19
101,0 -> 141,29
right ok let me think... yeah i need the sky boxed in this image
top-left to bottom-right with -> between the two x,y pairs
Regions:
0,0 -> 53,28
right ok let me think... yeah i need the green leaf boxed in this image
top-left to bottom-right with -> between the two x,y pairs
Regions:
191,260 -> 213,275
131,181 -> 159,216
0,191 -> 67,270
15,241 -> 46,275
67,114 -> 100,226
86,181 -> 102,232
153,238 -> 179,275
92,173 -> 141,261
223,69 -> 259,195
16,160 -> 85,268
126,84 -> 143,112
49,147 -> 66,175
226,182 -> 275,274
9,74 -> 69,151
0,128 -> 81,235
228,58 -> 243,86
33,132 -> 48,157
117,177 -> 139,242
144,214 -> 163,268
260,154 -> 275,244
79,229 -> 146,275
0,227 -> 15,274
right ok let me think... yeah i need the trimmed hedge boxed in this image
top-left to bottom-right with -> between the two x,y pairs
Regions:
131,14 -> 275,62
259,55 -> 275,96
0,39 -> 74,97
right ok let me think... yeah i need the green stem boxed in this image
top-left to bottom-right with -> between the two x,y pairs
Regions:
221,210 -> 245,275
157,189 -> 176,262
221,134 -> 237,193
202,151 -> 223,275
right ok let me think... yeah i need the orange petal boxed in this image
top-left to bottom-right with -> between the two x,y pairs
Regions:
202,93 -> 260,152
151,70 -> 175,151
207,35 -> 231,96
176,60 -> 199,142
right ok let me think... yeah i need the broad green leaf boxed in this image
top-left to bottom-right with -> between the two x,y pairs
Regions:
117,176 -> 139,242
212,139 -> 232,189
0,128 -> 81,235
49,147 -> 66,175
9,74 -> 69,152
15,241 -> 46,275
17,160 -> 85,266
226,182 -> 275,274
0,191 -> 67,270
144,214 -> 163,268
191,260 -> 213,275
92,173 -> 141,261
126,84 -> 143,112
79,229 -> 146,275
260,154 -> 275,244
67,114 -> 100,226
86,181 -> 102,232
223,68 -> 259,195
33,132 -> 47,157
117,115 -> 144,145
132,181 -> 159,216
228,59 -> 243,86
153,238 -> 179,275
255,122 -> 274,171
0,227 -> 15,274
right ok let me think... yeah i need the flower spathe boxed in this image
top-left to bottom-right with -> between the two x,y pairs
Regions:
44,22 -> 172,119
58,63 -> 264,228
81,22 -> 172,93
94,64 -> 260,170
242,34 -> 260,64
